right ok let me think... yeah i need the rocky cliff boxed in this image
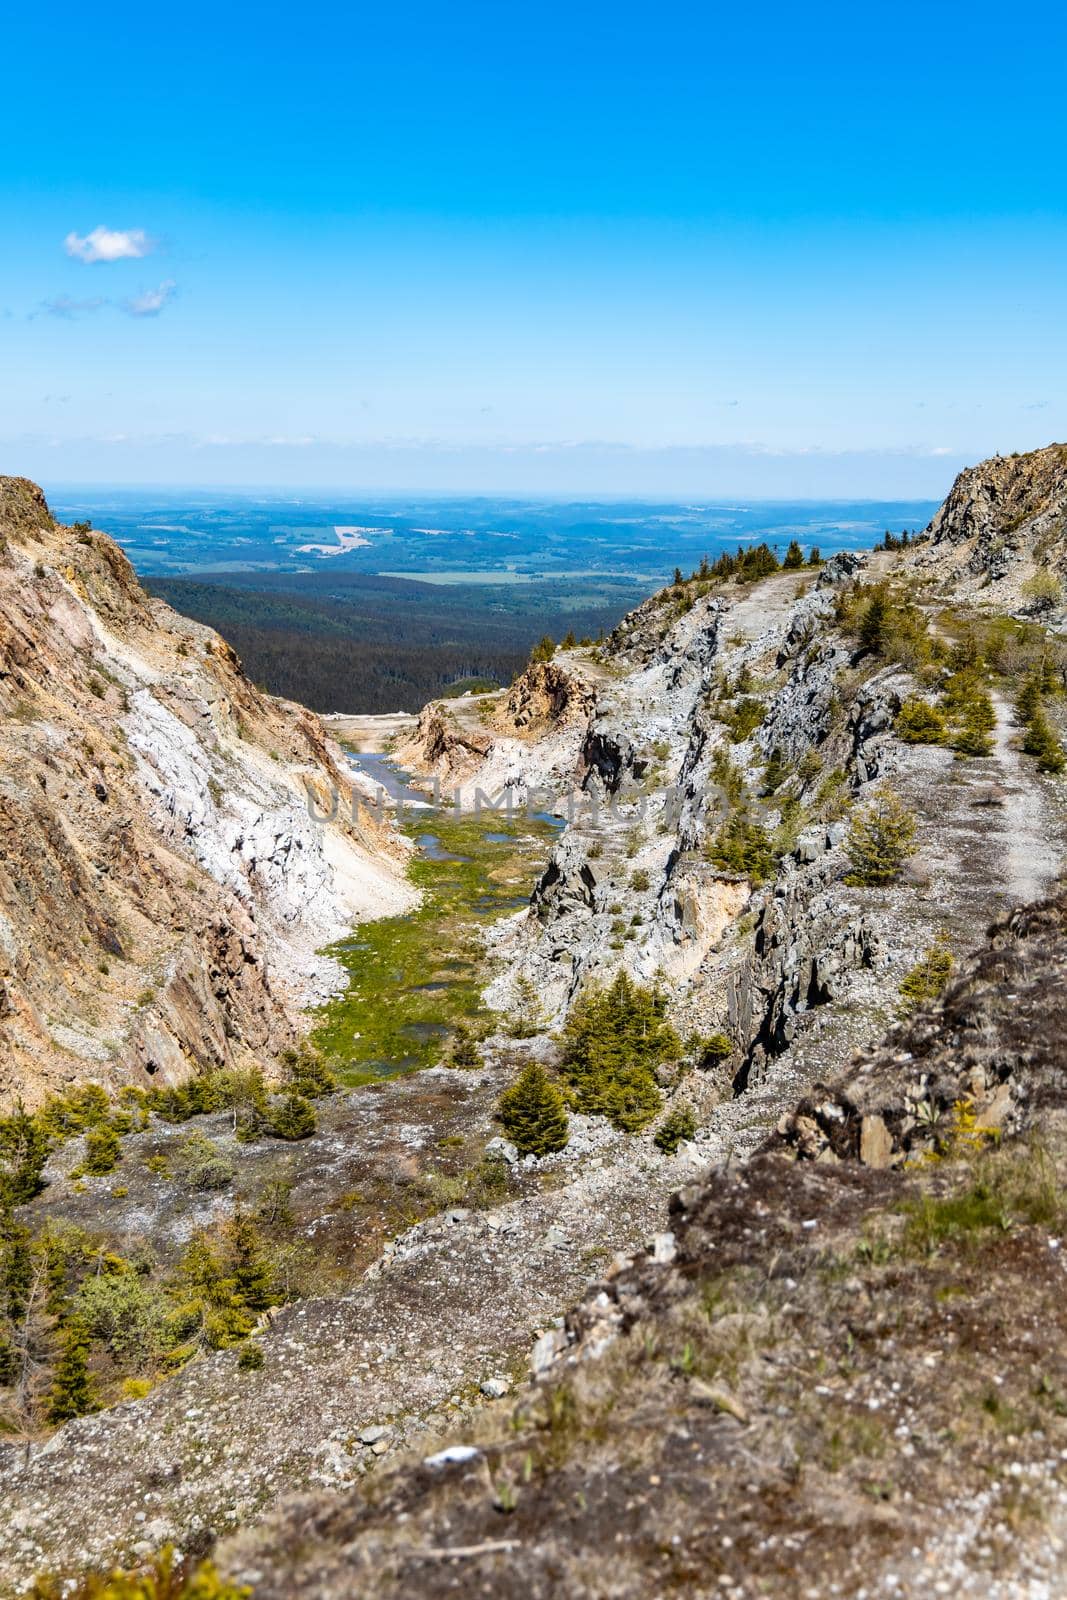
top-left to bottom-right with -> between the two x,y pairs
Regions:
912,441 -> 1067,607
0,478 -> 413,1105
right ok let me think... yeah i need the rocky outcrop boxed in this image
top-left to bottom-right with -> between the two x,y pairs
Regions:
775,890 -> 1067,1168
912,442 -> 1067,605
0,477 -> 413,1105
393,702 -> 492,788
730,850 -> 880,1091
492,660 -> 595,737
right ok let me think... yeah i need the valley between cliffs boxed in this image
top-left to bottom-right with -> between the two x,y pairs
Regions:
4,449 -> 1067,1597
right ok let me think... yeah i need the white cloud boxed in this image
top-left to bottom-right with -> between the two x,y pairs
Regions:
121,280 -> 176,317
64,226 -> 153,264
38,294 -> 106,319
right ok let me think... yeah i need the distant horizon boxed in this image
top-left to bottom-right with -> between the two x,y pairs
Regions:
41,482 -> 944,508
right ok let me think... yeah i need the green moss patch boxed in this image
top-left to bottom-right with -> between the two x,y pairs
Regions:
311,813 -> 557,1084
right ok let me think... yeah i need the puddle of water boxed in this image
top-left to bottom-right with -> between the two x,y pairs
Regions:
345,750 -> 431,810
400,1021 -> 453,1043
416,832 -> 472,863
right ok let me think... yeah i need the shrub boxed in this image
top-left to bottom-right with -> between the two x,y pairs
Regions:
706,813 -> 775,883
237,1341 -> 264,1371
629,868 -> 650,891
1020,570 -> 1063,612
724,696 -> 766,743
30,1546 -> 251,1598
497,1064 -> 569,1156
71,1269 -> 170,1361
268,1092 -> 317,1141
895,698 -> 946,745
81,1125 -> 121,1177
654,1103 -> 697,1153
696,1032 -> 733,1067
899,938 -> 954,1009
844,785 -> 917,886
783,540 -> 804,570
173,1132 -> 234,1191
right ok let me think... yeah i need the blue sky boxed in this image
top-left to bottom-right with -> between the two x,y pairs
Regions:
2,0 -> 1065,495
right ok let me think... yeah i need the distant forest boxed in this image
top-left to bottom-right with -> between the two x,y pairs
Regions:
149,572 -> 647,713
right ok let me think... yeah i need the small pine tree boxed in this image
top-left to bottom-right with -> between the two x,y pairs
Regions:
448,1023 -> 482,1069
2,1223 -> 35,1323
604,1064 -> 663,1133
899,938 -> 953,1009
654,1103 -> 697,1154
706,812 -> 775,883
895,698 -> 946,745
508,973 -> 545,1039
783,539 -> 804,570
80,1124 -> 121,1176
280,1045 -> 338,1099
0,1328 -> 16,1386
845,785 -> 918,886
808,546 -> 823,566
497,1064 -> 569,1156
226,1212 -> 276,1314
0,1104 -> 51,1206
1015,675 -> 1042,724
48,1319 -> 97,1423
1023,709 -> 1066,773
857,589 -> 889,655
696,1032 -> 733,1068
269,1092 -> 317,1140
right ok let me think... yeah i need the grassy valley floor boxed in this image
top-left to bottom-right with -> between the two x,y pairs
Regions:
312,809 -> 559,1083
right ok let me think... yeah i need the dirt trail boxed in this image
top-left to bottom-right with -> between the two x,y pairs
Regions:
720,570 -> 812,645
988,689 -> 1063,902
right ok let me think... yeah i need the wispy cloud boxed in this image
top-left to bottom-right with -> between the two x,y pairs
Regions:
121,280 -> 176,317
64,226 -> 153,264
38,294 -> 106,319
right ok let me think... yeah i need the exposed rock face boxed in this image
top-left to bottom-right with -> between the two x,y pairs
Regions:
393,703 -> 492,788
0,477 -> 414,1105
912,441 -> 1067,605
775,891 -> 1067,1167
491,660 -> 595,737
